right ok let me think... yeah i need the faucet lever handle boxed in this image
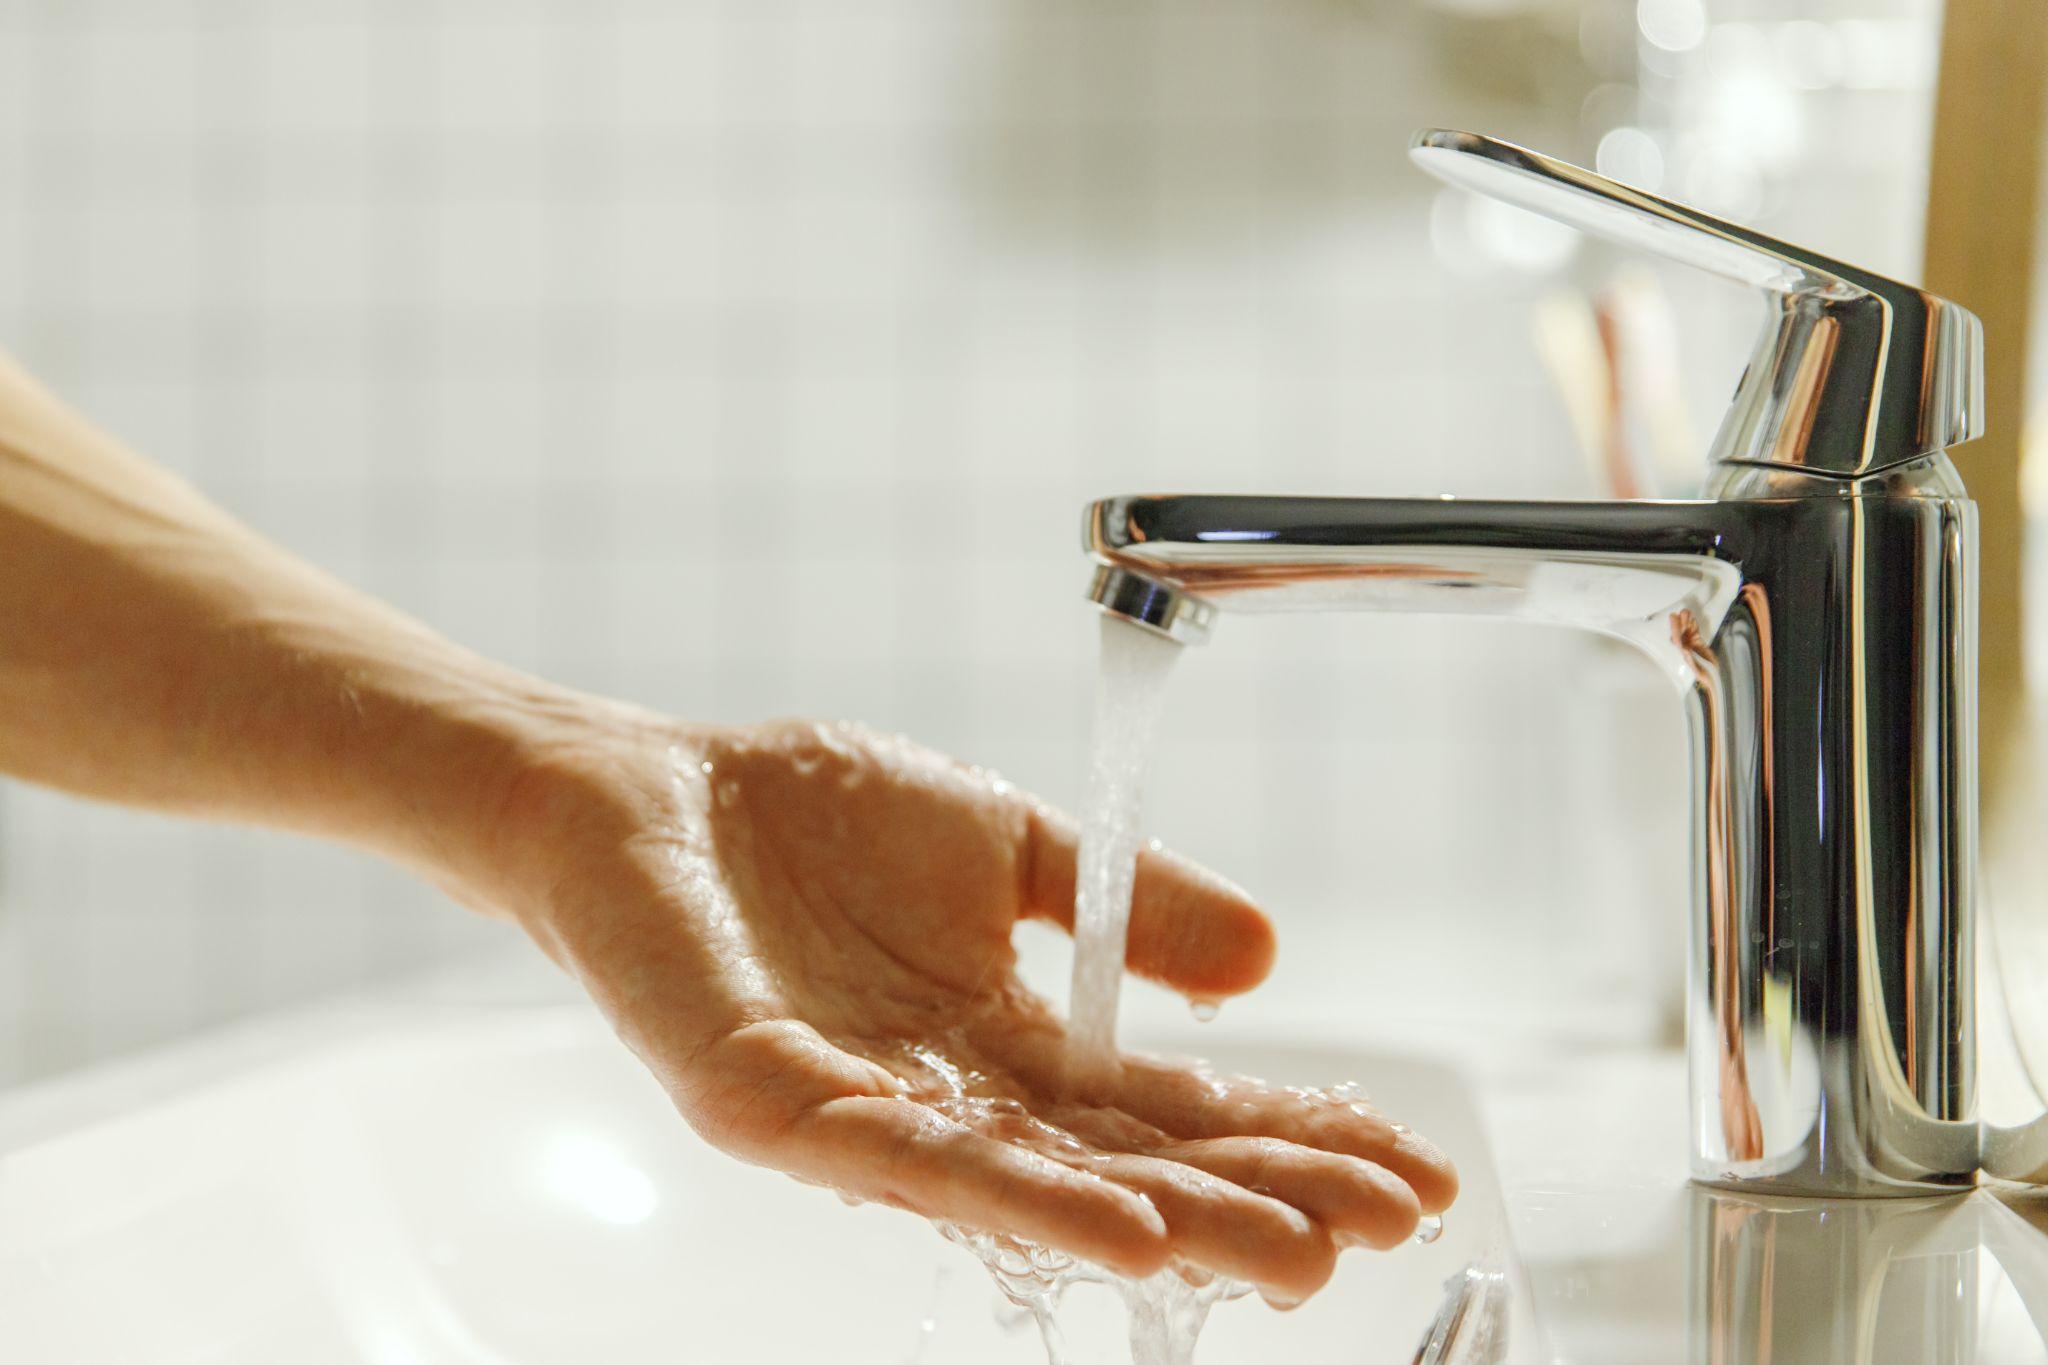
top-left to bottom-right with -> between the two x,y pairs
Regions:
1411,128 -> 1983,477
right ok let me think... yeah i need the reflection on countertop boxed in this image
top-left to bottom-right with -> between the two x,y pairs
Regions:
1516,1180 -> 2048,1364
1697,1187 -> 2048,1364
1480,1047 -> 2048,1363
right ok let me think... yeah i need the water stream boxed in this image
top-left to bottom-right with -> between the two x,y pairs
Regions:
1066,614 -> 1184,1092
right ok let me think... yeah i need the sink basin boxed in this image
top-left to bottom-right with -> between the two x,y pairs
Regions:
0,1003 -> 1519,1363
16,972 -> 2046,1361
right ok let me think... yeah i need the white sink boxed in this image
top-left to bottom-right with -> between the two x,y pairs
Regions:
0,1003 -> 1521,1364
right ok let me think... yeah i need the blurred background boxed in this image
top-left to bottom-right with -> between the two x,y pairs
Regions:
0,0 -> 1984,1080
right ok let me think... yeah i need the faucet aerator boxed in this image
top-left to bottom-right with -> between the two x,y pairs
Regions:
1088,564 -> 1215,646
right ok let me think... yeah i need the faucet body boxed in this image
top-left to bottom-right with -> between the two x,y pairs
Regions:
1083,130 -> 1996,1196
1086,459 -> 1980,1195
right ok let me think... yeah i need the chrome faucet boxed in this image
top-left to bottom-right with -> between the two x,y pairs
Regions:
1082,130 -> 1993,1197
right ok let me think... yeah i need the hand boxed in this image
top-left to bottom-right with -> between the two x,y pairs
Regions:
466,712 -> 1456,1303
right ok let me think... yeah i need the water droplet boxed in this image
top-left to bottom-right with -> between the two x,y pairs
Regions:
698,760 -> 714,775
1388,1121 -> 1410,1135
1413,1213 -> 1443,1245
1189,998 -> 1221,1023
836,1190 -> 865,1208
1146,836 -> 1165,853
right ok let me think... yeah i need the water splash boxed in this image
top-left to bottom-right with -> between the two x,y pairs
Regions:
939,1224 -> 1251,1365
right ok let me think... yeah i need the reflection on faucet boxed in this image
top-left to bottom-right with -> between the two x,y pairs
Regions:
1671,602 -> 1763,1166
1692,1186 -> 2048,1364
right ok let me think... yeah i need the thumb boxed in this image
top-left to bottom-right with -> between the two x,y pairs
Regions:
1018,802 -> 1276,998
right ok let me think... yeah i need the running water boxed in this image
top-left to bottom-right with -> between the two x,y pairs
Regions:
1066,614 -> 1184,1092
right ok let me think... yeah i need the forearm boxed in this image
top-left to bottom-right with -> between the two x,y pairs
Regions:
0,352 -> 570,887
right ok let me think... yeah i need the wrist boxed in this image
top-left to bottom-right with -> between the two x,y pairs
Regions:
233,604 -> 587,902
387,673 -> 711,931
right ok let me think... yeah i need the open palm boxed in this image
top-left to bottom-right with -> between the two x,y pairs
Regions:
492,717 -> 1455,1303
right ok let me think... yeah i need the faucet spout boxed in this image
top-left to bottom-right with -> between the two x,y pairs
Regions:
1084,465 -> 1981,1196
1086,493 -> 1744,677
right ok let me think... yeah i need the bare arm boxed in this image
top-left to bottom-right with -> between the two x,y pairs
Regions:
0,350 -> 550,884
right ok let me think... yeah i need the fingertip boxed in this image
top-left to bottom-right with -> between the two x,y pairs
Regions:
1072,1182 -> 1172,1278
1255,1219 -> 1340,1308
1131,850 -> 1276,997
1396,1135 -> 1460,1214
1268,1217 -> 1339,1303
1205,893 -> 1277,995
1343,1163 -> 1424,1250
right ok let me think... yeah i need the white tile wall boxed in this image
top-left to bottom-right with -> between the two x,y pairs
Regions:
0,0 -> 1938,1082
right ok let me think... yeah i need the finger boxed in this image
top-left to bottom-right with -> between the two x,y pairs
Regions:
1019,802 -> 1275,998
1083,1151 -> 1336,1302
672,1023 -> 1170,1276
1159,1137 -> 1422,1250
667,1018 -> 904,1157
671,1019 -> 1171,1277
786,1095 -> 1171,1279
1047,1105 -> 1412,1271
1111,1057 -> 1459,1214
